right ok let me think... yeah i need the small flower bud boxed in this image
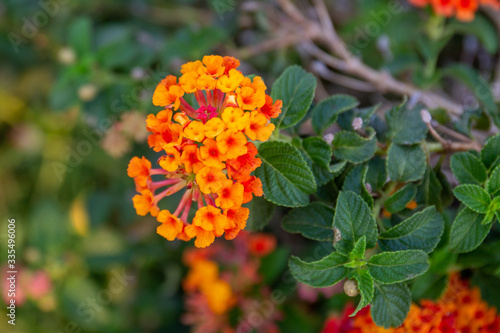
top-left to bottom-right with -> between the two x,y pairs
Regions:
78,84 -> 97,102
323,133 -> 334,145
365,183 -> 372,194
344,279 -> 359,297
421,109 -> 432,124
352,117 -> 363,130
58,47 -> 76,65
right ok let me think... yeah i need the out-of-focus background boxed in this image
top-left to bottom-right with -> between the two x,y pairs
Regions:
2,0 -> 500,332
0,1 -> 307,332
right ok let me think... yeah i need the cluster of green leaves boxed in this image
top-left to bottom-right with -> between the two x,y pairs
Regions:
449,135 -> 500,253
251,65 -> 500,328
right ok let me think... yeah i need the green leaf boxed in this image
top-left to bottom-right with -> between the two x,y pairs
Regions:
453,184 -> 491,214
311,94 -> 359,134
386,102 -> 428,145
282,202 -> 335,241
481,134 -> 500,170
449,208 -> 492,253
487,165 -> 500,197
330,160 -> 348,175
69,17 -> 93,56
387,144 -> 426,182
371,283 -> 411,329
333,191 -> 378,255
415,166 -> 444,211
384,184 -> 417,214
350,269 -> 374,317
271,65 -> 317,129
379,206 -> 444,253
302,137 -> 332,168
300,137 -> 336,186
256,141 -> 316,207
485,197 -> 500,224
367,156 -> 387,192
349,236 -> 367,262
450,152 -> 488,186
367,250 -> 429,284
343,164 -> 374,208
447,14 -> 498,54
333,128 -> 377,164
443,64 -> 498,126
288,252 -> 349,287
244,196 -> 275,231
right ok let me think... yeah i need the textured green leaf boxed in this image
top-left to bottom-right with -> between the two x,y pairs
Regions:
386,102 -> 428,145
416,166 -> 443,211
330,160 -> 348,175
311,94 -> 359,134
289,252 -> 349,287
333,191 -> 378,255
444,64 -> 499,127
349,236 -> 367,262
481,134 -> 500,170
300,137 -> 336,186
271,66 -> 316,129
256,141 -> 316,207
367,156 -> 387,192
453,184 -> 491,214
387,144 -> 426,182
449,207 -> 492,253
384,184 -> 417,214
485,197 -> 500,224
333,129 -> 377,164
367,250 -> 429,284
451,152 -> 488,186
483,204 -> 497,225
343,164 -> 374,208
379,206 -> 444,253
302,137 -> 332,168
244,196 -> 275,231
371,283 -> 411,328
350,269 -> 374,317
487,165 -> 500,197
282,202 -> 334,241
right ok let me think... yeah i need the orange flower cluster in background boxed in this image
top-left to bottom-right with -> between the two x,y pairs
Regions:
181,232 -> 280,333
322,272 -> 500,333
127,55 -> 281,248
409,0 -> 500,21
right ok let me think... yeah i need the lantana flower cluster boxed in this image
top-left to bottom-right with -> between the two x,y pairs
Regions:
409,0 -> 500,21
321,272 -> 500,333
127,55 -> 281,248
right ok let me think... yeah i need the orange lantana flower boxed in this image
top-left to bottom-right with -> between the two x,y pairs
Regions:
216,129 -> 248,159
223,206 -> 250,240
132,190 -> 159,217
157,210 -> 184,241
127,156 -> 151,187
180,145 -> 204,173
196,166 -> 227,194
159,146 -> 181,172
200,138 -> 226,169
215,180 -> 244,209
244,111 -> 275,141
